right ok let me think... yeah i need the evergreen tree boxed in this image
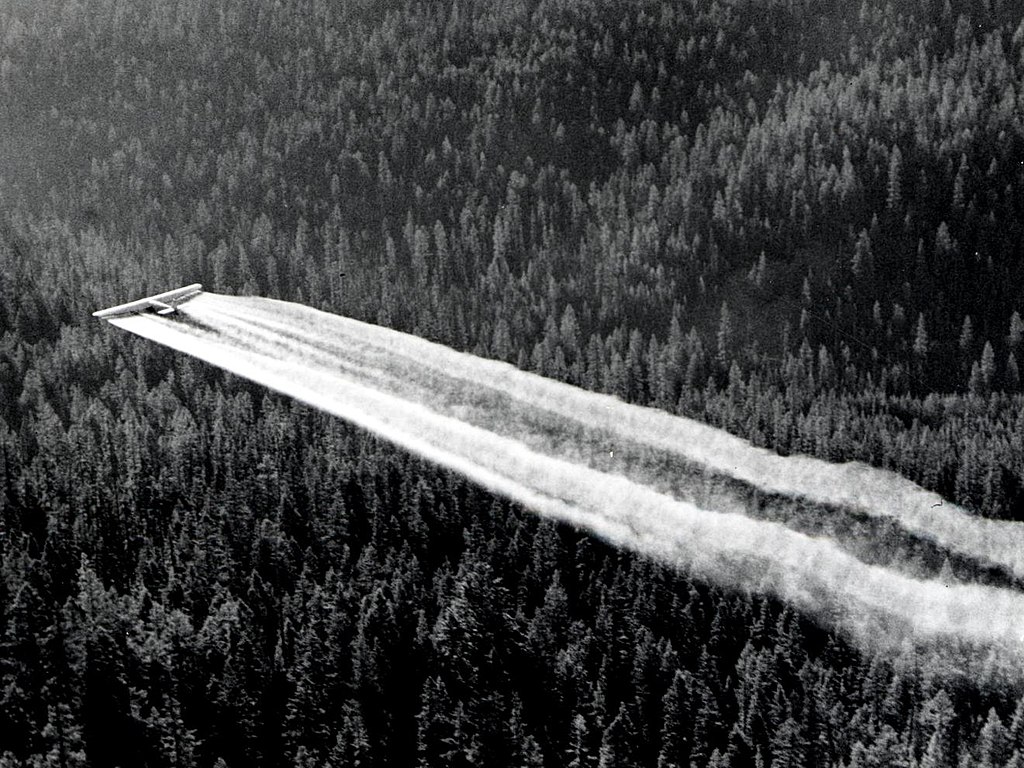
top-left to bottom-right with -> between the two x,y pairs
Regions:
566,713 -> 594,768
40,704 -> 87,768
1008,312 -> 1024,356
980,341 -> 996,393
657,670 -> 691,768
975,708 -> 1010,768
913,313 -> 929,363
887,146 -> 903,212
415,677 -> 466,768
598,704 -> 636,768
716,302 -> 733,372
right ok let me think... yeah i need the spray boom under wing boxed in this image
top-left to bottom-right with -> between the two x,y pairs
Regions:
93,284 -> 203,319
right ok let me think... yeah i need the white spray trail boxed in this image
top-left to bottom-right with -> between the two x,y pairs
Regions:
103,293 -> 1024,664
200,294 -> 1024,581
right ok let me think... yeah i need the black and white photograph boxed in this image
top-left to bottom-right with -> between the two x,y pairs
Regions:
2,0 -> 1024,765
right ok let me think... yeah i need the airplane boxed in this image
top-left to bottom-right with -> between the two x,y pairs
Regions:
92,284 -> 203,319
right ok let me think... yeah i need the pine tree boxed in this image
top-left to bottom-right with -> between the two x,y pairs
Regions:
975,708 -> 1010,768
598,704 -> 636,768
770,720 -> 811,765
839,145 -> 859,206
657,670 -> 691,768
1008,694 -> 1024,750
852,229 -> 873,280
724,722 -> 755,767
980,341 -> 996,393
0,577 -> 49,754
508,698 -> 545,768
1009,311 -> 1024,356
959,316 -> 974,370
626,328 -> 647,403
952,154 -> 968,212
918,690 -> 956,768
154,699 -> 198,768
566,713 -> 593,768
968,361 -> 985,396
861,725 -> 913,768
748,251 -> 767,289
716,302 -> 733,372
526,573 -> 570,660
415,676 -> 465,768
66,561 -> 136,768
935,222 -> 953,260
913,313 -> 929,362
40,704 -> 87,768
887,146 -> 903,211
919,730 -> 950,768
326,703 -> 371,768
691,667 -> 724,766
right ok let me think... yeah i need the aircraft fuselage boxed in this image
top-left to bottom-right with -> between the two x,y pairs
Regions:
93,284 -> 203,319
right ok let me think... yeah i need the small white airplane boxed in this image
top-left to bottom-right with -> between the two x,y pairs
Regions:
93,284 -> 203,319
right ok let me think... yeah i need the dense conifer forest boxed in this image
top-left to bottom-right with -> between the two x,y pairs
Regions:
4,0 -> 1024,765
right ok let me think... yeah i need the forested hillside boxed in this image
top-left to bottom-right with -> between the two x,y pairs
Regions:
3,0 -> 1024,765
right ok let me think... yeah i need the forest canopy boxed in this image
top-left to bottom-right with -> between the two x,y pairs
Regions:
3,0 -> 1024,766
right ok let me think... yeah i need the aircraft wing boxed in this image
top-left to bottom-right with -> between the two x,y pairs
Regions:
93,284 -> 203,319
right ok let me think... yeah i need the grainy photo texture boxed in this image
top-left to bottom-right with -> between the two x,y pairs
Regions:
3,1 -> 1024,767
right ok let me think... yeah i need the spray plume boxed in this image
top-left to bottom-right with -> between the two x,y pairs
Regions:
102,292 -> 1024,669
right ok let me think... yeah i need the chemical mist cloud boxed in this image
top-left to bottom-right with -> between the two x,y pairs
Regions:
104,293 -> 1024,671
